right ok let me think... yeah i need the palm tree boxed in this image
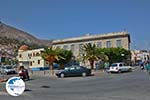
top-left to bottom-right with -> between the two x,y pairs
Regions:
82,43 -> 100,69
41,47 -> 64,75
55,48 -> 73,69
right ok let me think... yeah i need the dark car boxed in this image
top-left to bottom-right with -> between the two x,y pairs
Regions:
56,65 -> 91,78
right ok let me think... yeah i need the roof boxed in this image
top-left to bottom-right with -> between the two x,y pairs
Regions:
19,45 -> 29,51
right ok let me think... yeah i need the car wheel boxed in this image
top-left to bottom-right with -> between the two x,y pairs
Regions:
118,69 -> 121,73
60,73 -> 64,78
129,68 -> 132,72
82,72 -> 87,77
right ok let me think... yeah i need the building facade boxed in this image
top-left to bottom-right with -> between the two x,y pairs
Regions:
52,32 -> 130,57
17,45 -> 48,71
17,32 -> 131,70
131,50 -> 150,65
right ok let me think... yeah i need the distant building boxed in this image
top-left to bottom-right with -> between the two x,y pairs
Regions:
131,50 -> 150,64
17,45 -> 48,71
52,32 -> 131,57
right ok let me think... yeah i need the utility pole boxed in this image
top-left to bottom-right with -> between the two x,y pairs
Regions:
133,41 -> 137,65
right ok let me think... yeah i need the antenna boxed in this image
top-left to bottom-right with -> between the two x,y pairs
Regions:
133,41 -> 136,50
0,18 -> 2,24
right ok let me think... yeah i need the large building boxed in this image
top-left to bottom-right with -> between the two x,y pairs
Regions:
52,32 -> 130,57
17,32 -> 131,70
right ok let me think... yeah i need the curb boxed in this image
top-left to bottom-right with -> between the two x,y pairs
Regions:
0,79 -> 7,83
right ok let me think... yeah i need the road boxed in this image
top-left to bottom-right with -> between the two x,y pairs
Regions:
0,67 -> 150,100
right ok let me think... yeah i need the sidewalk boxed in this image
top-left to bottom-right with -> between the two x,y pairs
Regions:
29,69 -> 105,78
92,70 -> 106,76
29,70 -> 57,78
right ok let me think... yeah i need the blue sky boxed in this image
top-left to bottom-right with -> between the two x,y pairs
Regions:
0,0 -> 150,50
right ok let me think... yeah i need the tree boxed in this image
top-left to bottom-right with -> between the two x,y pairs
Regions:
41,47 -> 64,75
55,48 -> 73,69
100,48 -> 131,64
82,43 -> 106,69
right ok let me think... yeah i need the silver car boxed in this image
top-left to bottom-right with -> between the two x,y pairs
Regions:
109,63 -> 132,73
0,65 -> 16,74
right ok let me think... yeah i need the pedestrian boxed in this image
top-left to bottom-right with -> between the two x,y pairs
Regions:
18,66 -> 30,80
104,61 -> 110,73
18,66 -> 26,80
145,61 -> 150,75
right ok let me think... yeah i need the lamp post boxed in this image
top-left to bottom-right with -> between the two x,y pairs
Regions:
121,54 -> 125,63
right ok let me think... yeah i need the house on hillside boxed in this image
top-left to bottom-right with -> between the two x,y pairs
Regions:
17,45 -> 49,71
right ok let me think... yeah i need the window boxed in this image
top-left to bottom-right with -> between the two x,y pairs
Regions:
116,40 -> 122,47
33,52 -> 36,56
36,52 -> 40,56
106,41 -> 112,48
71,44 -> 75,52
63,45 -> 68,50
30,62 -> 32,66
79,44 -> 83,54
56,46 -> 60,49
119,64 -> 123,67
97,42 -> 102,48
76,66 -> 81,70
70,67 -> 75,70
28,53 -> 32,57
64,67 -> 69,70
19,54 -> 22,58
111,63 -> 117,67
45,61 -> 49,64
38,60 -> 40,64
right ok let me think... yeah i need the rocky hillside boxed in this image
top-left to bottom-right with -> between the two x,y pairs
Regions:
0,22 -> 52,47
0,22 -> 52,58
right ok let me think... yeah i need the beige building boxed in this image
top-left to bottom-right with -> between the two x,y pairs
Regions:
17,45 -> 48,71
52,32 -> 130,57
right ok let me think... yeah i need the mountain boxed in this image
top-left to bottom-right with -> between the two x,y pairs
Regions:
0,22 -> 52,47
0,22 -> 52,58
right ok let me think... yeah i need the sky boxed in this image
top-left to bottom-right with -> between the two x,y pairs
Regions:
0,0 -> 150,50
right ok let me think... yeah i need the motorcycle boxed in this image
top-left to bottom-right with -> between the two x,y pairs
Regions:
19,69 -> 30,81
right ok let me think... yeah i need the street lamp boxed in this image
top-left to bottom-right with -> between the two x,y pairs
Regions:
121,54 -> 125,63
121,54 -> 125,57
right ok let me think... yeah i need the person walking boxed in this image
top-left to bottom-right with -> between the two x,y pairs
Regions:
104,61 -> 110,73
145,61 -> 150,75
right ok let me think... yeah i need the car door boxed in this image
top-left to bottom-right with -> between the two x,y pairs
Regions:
123,64 -> 130,71
75,66 -> 83,76
68,66 -> 76,76
120,63 -> 128,71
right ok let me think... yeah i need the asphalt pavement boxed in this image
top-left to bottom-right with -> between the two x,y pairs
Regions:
1,67 -> 150,100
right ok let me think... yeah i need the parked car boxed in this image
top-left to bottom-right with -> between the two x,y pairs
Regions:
109,62 -> 132,73
0,65 -> 16,74
56,65 -> 91,78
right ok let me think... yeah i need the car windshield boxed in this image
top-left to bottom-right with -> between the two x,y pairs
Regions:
111,63 -> 118,67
